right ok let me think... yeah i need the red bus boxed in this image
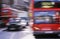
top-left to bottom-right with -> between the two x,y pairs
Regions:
0,8 -> 14,28
1,8 -> 13,23
31,0 -> 60,37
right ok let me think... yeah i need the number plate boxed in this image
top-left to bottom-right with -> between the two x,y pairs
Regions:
10,28 -> 15,30
45,31 -> 53,33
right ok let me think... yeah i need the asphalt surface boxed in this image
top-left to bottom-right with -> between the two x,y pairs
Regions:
0,26 -> 35,39
0,28 -> 60,39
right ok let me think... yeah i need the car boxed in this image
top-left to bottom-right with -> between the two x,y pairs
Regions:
20,17 -> 29,26
6,17 -> 28,31
7,24 -> 23,31
6,18 -> 23,31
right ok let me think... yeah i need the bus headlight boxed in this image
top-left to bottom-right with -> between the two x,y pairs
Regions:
34,27 -> 40,30
58,27 -> 60,30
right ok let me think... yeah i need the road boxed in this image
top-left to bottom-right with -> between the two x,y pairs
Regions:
0,28 -> 60,39
0,26 -> 35,39
0,24 -> 60,39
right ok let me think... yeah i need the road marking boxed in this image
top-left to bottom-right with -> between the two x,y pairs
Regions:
21,33 -> 35,39
20,27 -> 35,39
10,32 -> 16,39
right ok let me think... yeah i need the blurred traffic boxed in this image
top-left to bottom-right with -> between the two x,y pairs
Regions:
0,0 -> 60,39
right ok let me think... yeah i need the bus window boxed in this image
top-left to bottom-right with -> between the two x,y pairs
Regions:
34,16 -> 52,24
34,11 -> 60,24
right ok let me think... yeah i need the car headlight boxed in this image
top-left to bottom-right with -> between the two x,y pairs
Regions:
6,23 -> 10,25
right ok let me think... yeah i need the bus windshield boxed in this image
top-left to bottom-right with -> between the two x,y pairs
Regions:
34,11 -> 60,24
